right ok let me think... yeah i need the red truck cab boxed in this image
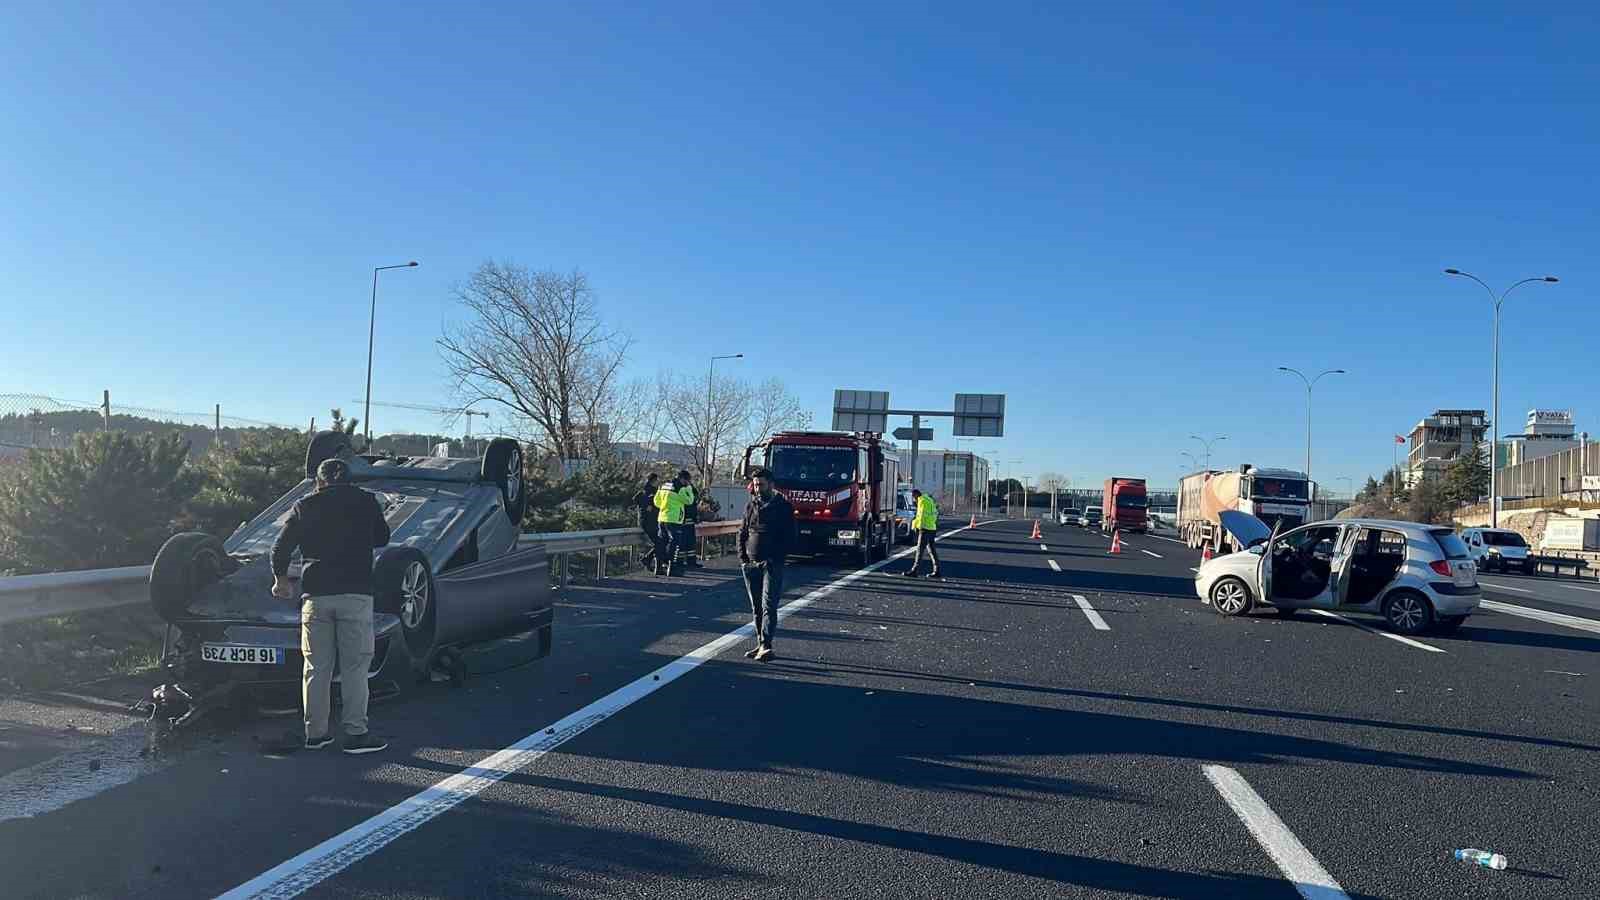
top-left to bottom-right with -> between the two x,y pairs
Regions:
743,431 -> 899,565
1103,477 -> 1148,533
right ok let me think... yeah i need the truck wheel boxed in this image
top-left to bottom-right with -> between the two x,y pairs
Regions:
860,523 -> 874,568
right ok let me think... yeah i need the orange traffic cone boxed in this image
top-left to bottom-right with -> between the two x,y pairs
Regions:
1108,528 -> 1123,555
1201,543 -> 1214,562
1030,519 -> 1042,540
969,514 -> 977,528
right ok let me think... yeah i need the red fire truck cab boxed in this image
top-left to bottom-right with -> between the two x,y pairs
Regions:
742,431 -> 900,565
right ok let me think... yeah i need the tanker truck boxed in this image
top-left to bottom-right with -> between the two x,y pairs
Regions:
1177,465 -> 1313,554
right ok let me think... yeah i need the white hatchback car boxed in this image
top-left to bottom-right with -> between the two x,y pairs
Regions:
1194,512 -> 1480,635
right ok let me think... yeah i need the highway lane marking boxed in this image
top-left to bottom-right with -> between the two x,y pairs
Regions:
1481,599 -> 1600,636
217,522 -> 992,899
1189,567 -> 1199,573
1047,559 -> 1061,572
1151,534 -> 1188,545
1140,549 -> 1162,558
1040,543 -> 1048,551
1072,594 -> 1110,630
1478,581 -> 1535,593
1203,765 -> 1349,900
1308,610 -> 1445,653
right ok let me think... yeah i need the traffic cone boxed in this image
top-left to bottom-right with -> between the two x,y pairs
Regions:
1108,528 -> 1123,555
1201,543 -> 1214,563
1030,519 -> 1042,540
969,514 -> 977,528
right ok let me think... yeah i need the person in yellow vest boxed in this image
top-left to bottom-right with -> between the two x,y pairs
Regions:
902,488 -> 941,578
654,470 -> 697,576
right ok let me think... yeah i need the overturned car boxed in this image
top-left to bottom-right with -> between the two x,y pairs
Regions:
145,431 -> 551,727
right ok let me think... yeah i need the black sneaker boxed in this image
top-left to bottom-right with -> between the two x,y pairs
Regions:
342,733 -> 388,755
305,734 -> 334,750
901,570 -> 919,578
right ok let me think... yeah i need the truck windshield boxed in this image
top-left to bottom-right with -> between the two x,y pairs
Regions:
1251,478 -> 1309,501
1115,495 -> 1147,508
770,446 -> 856,488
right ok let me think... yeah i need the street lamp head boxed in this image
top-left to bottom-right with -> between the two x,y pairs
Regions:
1444,268 -> 1462,276
407,261 -> 418,267
734,353 -> 745,358
1276,366 -> 1291,372
1543,276 -> 1559,283
1331,368 -> 1347,374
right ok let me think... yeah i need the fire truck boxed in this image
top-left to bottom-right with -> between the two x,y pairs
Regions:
742,431 -> 900,565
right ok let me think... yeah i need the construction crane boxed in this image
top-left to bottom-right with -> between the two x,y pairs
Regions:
353,400 -> 491,438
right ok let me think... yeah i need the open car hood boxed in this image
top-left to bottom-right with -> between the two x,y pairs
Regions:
1219,510 -> 1272,548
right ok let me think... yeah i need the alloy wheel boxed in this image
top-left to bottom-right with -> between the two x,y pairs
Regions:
1213,580 -> 1248,615
400,561 -> 430,629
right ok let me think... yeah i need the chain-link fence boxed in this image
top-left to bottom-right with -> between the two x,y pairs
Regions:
0,391 -> 300,457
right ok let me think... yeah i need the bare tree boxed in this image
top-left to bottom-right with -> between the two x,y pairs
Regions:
656,372 -> 752,485
438,263 -> 631,459
1036,472 -> 1070,493
743,377 -> 812,448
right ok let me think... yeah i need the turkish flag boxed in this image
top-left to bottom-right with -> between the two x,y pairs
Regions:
1394,435 -> 1406,444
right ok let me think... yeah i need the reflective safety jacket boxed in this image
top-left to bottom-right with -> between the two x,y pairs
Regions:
656,484 -> 695,524
913,495 -> 939,531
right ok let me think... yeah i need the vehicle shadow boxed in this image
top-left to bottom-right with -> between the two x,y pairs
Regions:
1435,620 -> 1600,654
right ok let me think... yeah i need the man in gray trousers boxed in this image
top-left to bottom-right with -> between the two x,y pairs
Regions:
739,467 -> 795,661
271,458 -> 392,754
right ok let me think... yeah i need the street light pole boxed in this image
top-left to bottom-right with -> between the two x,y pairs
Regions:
1276,367 -> 1345,486
1444,269 -> 1559,528
706,353 -> 743,490
364,260 -> 419,447
1188,434 -> 1227,471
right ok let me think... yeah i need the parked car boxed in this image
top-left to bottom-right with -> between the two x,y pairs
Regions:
1058,507 -> 1081,527
1194,511 -> 1479,635
147,431 -> 553,709
894,483 -> 916,544
1461,527 -> 1534,574
1079,506 -> 1103,528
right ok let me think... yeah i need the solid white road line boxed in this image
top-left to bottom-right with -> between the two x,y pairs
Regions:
1047,559 -> 1062,572
1308,609 -> 1445,653
1151,534 -> 1188,545
218,524 -> 990,899
1481,598 -> 1600,636
1189,567 -> 1199,573
1072,594 -> 1110,631
1478,581 -> 1535,594
1141,549 -> 1162,559
1203,765 -> 1349,900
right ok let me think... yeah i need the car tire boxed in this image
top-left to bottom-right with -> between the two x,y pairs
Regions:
376,547 -> 437,667
1434,614 -> 1468,634
306,430 -> 355,480
481,438 -> 527,526
1382,590 -> 1434,636
1210,577 -> 1254,617
150,532 -> 236,623
1522,562 -> 1536,575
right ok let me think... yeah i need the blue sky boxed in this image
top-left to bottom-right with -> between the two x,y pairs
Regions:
3,2 -> 1596,491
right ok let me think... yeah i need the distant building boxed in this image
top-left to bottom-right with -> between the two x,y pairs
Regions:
612,440 -> 698,468
1406,409 -> 1487,486
909,449 -> 990,509
1496,409 -> 1581,467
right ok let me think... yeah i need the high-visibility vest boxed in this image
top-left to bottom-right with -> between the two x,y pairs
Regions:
655,486 -> 688,524
913,495 -> 939,531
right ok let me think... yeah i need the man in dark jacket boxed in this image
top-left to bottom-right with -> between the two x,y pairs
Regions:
738,467 -> 794,661
632,474 -> 662,571
270,458 -> 392,754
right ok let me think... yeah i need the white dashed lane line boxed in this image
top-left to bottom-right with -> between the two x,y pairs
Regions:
1040,543 -> 1048,551
1308,610 -> 1445,653
1479,581 -> 1535,593
1047,559 -> 1061,572
1481,599 -> 1600,635
1141,549 -> 1162,559
1204,765 -> 1349,900
1072,594 -> 1110,631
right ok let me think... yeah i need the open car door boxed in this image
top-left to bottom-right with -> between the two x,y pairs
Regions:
1256,518 -> 1282,605
1331,525 -> 1361,607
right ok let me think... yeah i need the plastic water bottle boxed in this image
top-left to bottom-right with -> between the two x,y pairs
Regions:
1454,849 -> 1507,870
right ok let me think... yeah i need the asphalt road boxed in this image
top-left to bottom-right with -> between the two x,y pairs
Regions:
4,518 -> 1600,898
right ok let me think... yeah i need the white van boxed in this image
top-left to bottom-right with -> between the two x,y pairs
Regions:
1460,527 -> 1533,574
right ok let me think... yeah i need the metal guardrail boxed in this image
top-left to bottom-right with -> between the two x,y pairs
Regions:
0,521 -> 744,626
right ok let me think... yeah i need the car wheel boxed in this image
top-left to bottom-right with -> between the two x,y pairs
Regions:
1383,590 -> 1434,636
481,438 -> 527,525
1434,614 -> 1468,634
1210,577 -> 1253,617
376,547 -> 437,666
305,430 -> 355,479
1522,562 -> 1536,575
150,532 -> 236,623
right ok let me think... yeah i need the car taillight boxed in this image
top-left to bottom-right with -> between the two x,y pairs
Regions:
1429,560 -> 1453,578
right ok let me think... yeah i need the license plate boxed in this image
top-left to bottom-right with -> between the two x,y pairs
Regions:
835,530 -> 859,540
1454,563 -> 1476,587
201,643 -> 280,665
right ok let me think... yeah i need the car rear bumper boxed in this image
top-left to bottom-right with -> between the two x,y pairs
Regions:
173,615 -> 403,685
